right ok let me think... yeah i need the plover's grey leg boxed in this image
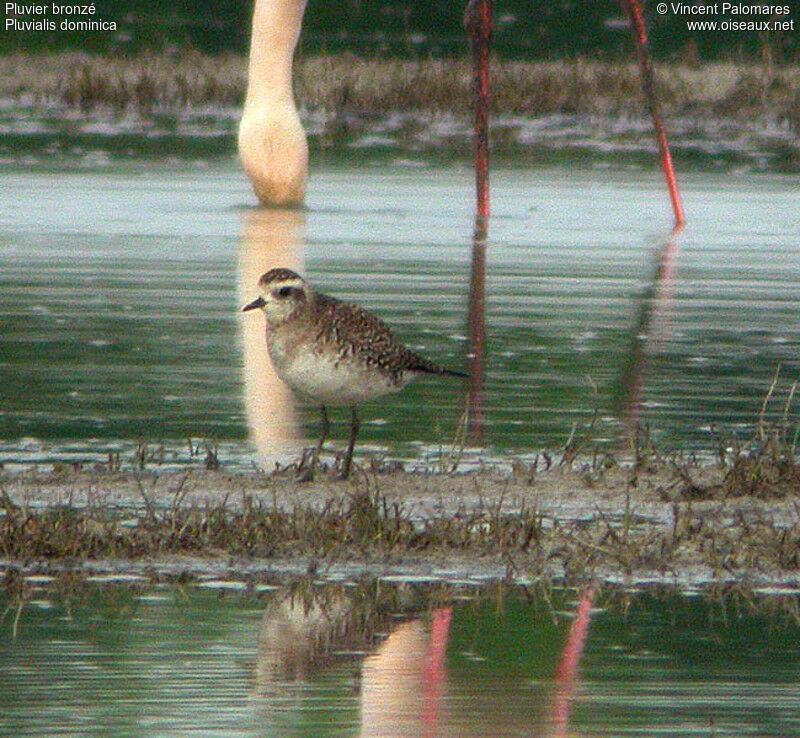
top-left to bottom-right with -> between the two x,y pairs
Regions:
340,407 -> 360,479
315,405 -> 329,459
297,405 -> 329,482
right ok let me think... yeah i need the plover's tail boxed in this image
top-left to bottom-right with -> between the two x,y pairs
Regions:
439,367 -> 470,378
410,356 -> 470,379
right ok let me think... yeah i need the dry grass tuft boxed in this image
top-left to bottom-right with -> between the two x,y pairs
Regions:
669,374 -> 800,501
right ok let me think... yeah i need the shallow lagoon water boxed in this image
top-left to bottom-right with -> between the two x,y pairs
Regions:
2,157 -> 800,735
2,582 -> 800,736
1,159 -> 798,468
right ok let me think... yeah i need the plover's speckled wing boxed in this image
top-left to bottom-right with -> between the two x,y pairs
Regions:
308,292 -> 452,379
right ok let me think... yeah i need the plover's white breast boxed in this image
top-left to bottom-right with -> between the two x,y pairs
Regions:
275,347 -> 412,406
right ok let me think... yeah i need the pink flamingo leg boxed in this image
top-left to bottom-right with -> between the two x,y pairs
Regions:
621,0 -> 686,229
464,0 -> 494,224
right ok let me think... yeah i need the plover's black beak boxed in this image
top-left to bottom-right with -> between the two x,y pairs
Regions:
242,296 -> 266,312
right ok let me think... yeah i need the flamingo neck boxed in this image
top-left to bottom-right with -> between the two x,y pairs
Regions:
245,0 -> 308,103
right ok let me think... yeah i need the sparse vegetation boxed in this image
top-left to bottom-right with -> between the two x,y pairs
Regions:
667,373 -> 800,501
1,51 -> 798,126
2,51 -> 796,169
0,451 -> 798,582
1,381 -> 798,585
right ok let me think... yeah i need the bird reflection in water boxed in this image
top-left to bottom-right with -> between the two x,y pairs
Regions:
254,587 -> 351,692
254,586 -> 452,736
237,207 -> 305,467
253,582 -> 606,735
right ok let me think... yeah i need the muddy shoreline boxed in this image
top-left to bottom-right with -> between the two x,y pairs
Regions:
2,52 -> 797,121
2,52 -> 798,172
2,460 -> 799,589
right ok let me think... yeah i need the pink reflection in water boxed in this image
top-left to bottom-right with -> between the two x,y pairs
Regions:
361,607 -> 453,737
548,584 -> 598,737
615,228 -> 682,443
238,207 -> 305,466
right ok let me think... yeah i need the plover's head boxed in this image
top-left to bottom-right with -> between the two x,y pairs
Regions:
242,268 -> 309,325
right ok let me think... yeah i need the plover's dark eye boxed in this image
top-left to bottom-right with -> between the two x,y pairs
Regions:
277,286 -> 293,298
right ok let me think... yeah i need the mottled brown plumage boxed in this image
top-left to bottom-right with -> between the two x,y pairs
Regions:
243,268 -> 467,477
308,291 -> 457,381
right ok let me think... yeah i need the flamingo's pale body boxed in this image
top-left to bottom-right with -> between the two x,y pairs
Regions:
238,0 -> 308,206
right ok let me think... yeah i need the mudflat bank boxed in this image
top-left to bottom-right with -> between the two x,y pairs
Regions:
2,52 -> 798,170
2,451 -> 798,588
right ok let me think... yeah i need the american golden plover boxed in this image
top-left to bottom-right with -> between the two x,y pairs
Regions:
242,268 -> 467,477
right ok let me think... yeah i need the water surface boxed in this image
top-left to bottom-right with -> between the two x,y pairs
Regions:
1,161 -> 798,468
2,581 -> 799,736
